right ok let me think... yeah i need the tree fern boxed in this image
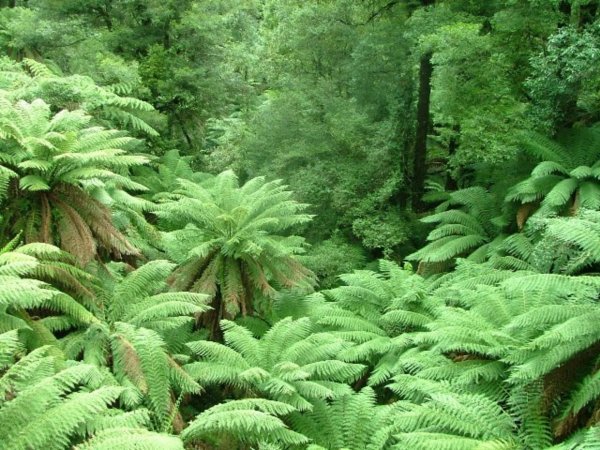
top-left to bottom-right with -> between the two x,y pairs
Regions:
506,127 -> 600,223
542,210 -> 600,273
0,334 -> 183,449
134,149 -> 211,202
299,260 -> 440,386
61,260 -> 208,427
393,392 -> 518,449
0,96 -> 149,264
410,261 -> 599,445
407,187 -> 506,270
0,241 -> 98,348
288,387 -> 404,450
157,170 -> 315,339
185,318 -> 364,411
1,58 -> 159,136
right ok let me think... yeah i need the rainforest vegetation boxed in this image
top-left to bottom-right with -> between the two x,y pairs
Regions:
0,0 -> 599,449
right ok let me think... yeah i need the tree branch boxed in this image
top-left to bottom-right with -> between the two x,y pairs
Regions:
366,0 -> 401,24
336,0 -> 401,26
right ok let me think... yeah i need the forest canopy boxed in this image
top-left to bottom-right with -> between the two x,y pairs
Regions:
0,1 -> 599,449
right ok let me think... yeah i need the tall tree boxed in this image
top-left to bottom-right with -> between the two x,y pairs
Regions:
411,49 -> 433,211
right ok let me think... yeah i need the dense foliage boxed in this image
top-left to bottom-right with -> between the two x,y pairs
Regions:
0,1 -> 599,449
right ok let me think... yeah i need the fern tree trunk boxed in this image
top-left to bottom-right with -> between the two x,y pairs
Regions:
411,51 -> 433,212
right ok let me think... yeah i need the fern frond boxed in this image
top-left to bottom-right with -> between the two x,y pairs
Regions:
77,427 -> 184,450
181,399 -> 308,447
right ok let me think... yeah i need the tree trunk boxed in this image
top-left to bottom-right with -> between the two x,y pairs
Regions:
411,51 -> 433,211
445,124 -> 460,191
175,112 -> 194,150
205,290 -> 224,342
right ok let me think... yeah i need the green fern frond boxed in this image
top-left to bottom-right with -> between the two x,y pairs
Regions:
76,427 -> 184,450
181,399 -> 309,447
558,366 -> 600,420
